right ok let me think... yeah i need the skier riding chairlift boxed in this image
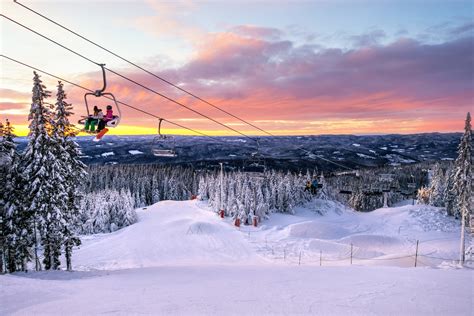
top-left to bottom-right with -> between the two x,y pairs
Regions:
78,63 -> 121,137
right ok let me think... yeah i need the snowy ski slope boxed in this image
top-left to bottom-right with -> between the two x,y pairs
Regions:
72,199 -> 468,270
1,199 -> 472,315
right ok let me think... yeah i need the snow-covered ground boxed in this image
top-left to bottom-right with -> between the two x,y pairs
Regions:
128,150 -> 144,155
1,200 -> 472,315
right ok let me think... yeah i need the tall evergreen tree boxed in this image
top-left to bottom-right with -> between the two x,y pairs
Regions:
444,164 -> 457,215
53,81 -> 85,271
1,120 -> 33,272
428,163 -> 445,207
450,113 -> 472,263
0,119 -> 17,273
22,71 -> 57,271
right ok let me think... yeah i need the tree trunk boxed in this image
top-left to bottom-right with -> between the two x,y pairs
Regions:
66,242 -> 72,271
0,243 -> 4,273
34,216 -> 41,271
460,207 -> 466,265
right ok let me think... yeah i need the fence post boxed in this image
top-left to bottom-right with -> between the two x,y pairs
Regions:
414,240 -> 419,267
350,243 -> 353,265
299,251 -> 302,265
320,250 -> 322,266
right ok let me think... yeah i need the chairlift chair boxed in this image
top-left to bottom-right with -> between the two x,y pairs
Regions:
78,64 -> 121,129
364,190 -> 383,196
339,187 -> 353,194
152,119 -> 177,157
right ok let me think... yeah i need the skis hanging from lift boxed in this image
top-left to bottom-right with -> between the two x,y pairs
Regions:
93,128 -> 109,142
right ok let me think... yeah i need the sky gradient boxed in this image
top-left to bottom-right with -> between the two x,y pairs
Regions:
1,0 -> 473,136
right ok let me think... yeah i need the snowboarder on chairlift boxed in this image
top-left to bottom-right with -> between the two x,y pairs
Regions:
98,105 -> 114,132
311,178 -> 319,194
84,106 -> 102,132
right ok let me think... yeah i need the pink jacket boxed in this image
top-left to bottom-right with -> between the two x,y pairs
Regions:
104,109 -> 114,121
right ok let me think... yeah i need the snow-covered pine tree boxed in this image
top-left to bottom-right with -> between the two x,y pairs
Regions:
76,189 -> 137,234
428,163 -> 445,207
53,81 -> 86,270
447,113 -> 472,220
0,119 -> 19,273
1,120 -> 36,272
316,172 -> 332,200
0,121 -> 4,273
450,113 -> 472,263
444,164 -> 457,216
0,119 -> 15,166
91,192 -> 111,233
22,71 -> 63,271
348,189 -> 364,211
113,189 -> 138,230
4,155 -> 32,272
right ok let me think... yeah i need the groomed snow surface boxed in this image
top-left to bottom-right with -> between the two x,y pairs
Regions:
1,200 -> 473,315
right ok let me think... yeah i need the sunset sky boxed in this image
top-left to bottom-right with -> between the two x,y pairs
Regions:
1,0 -> 473,136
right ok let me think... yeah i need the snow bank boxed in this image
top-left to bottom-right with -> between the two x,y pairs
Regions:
72,198 -> 467,270
74,200 -> 262,270
239,201 -> 465,268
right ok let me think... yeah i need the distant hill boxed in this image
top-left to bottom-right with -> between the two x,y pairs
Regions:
14,133 -> 462,171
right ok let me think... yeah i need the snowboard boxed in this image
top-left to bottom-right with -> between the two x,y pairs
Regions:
93,128 -> 109,142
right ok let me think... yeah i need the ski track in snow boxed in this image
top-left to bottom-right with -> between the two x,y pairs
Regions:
1,199 -> 472,315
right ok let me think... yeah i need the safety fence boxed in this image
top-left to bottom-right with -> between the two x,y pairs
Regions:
238,230 -> 473,268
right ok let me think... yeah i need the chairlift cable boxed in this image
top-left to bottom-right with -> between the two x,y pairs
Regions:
296,146 -> 355,171
0,54 -> 222,141
2,53 -> 372,172
3,12 -> 373,171
13,0 -> 276,137
1,14 -> 258,142
105,67 -> 259,141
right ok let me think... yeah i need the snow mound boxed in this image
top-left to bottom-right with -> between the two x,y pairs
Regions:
244,201 -> 464,267
74,200 -> 262,270
74,199 -> 465,270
